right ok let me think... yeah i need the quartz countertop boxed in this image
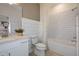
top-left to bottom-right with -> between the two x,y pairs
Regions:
0,35 -> 30,44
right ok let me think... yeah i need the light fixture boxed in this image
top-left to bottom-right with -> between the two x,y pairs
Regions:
8,3 -> 17,5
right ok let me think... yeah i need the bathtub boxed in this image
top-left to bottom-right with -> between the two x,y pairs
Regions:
48,39 -> 78,56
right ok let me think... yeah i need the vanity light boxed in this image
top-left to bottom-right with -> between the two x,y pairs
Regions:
8,3 -> 17,5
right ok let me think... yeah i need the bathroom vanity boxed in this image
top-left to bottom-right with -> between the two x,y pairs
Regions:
0,36 -> 30,56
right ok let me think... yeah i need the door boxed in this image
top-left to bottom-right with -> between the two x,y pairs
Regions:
10,45 -> 28,56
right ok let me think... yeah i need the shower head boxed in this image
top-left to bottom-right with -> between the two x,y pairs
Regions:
72,7 -> 78,11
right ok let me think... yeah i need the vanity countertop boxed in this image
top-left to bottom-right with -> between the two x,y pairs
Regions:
0,35 -> 30,44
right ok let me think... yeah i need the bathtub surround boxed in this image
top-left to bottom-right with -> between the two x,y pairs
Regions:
48,39 -> 77,56
40,3 -> 78,43
40,4 -> 79,56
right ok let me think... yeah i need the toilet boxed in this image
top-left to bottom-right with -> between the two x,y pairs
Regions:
31,35 -> 46,56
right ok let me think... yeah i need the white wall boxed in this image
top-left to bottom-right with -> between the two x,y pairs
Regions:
0,3 -> 22,34
40,3 -> 79,42
48,39 -> 77,56
47,4 -> 79,42
40,3 -> 79,55
22,18 -> 40,36
48,9 -> 78,40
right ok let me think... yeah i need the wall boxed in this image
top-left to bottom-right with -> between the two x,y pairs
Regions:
40,3 -> 79,43
19,3 -> 40,21
40,3 -> 79,55
47,4 -> 79,41
47,7 -> 77,40
22,18 -> 40,36
0,3 -> 22,34
40,3 -> 59,43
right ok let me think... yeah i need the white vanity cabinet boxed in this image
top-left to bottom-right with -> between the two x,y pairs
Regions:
0,50 -> 9,56
0,43 -> 10,56
9,40 -> 28,56
0,38 -> 29,56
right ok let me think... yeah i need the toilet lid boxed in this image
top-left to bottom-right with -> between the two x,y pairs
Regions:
35,43 -> 46,48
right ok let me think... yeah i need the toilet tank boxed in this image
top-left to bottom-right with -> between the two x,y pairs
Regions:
31,35 -> 39,44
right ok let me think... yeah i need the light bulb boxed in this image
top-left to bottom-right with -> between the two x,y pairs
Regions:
8,3 -> 16,5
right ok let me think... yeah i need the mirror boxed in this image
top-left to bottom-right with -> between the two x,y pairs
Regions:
0,15 -> 9,37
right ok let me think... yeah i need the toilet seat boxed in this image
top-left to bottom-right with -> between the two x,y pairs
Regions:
35,43 -> 46,48
35,43 -> 46,50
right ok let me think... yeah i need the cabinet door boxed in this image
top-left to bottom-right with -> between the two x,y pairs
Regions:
0,50 -> 9,56
10,41 -> 28,56
0,43 -> 11,56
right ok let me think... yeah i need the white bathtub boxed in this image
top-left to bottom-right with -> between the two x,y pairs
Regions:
48,39 -> 78,56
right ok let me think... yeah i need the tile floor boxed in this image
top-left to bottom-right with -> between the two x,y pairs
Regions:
46,50 -> 63,56
29,49 -> 63,56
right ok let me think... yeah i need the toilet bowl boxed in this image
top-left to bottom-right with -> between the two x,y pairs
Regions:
34,43 -> 46,56
35,43 -> 46,50
31,35 -> 47,56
